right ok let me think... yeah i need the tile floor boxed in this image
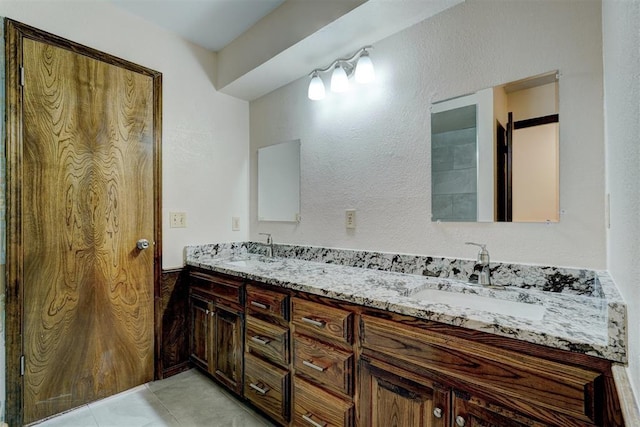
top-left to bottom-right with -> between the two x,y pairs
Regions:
33,369 -> 275,427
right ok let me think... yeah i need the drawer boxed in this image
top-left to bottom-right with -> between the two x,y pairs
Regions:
360,314 -> 602,423
294,376 -> 353,427
292,298 -> 352,345
246,315 -> 290,366
246,283 -> 289,321
293,333 -> 353,396
244,353 -> 290,425
189,270 -> 243,305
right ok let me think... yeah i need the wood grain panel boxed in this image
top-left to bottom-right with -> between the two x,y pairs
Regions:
213,305 -> 243,395
160,269 -> 190,378
246,315 -> 290,366
246,283 -> 289,322
294,376 -> 354,427
293,333 -> 353,397
359,356 -> 449,427
21,37 -> 155,423
244,353 -> 290,424
189,292 -> 212,371
190,270 -> 243,305
292,297 -> 353,345
360,314 -> 601,423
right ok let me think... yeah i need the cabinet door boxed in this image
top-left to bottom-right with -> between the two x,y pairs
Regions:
359,357 -> 449,427
189,293 -> 213,372
451,392 -> 551,427
213,304 -> 243,395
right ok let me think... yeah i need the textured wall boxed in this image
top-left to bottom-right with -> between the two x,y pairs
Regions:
0,0 -> 250,269
250,0 -> 605,268
603,0 -> 640,407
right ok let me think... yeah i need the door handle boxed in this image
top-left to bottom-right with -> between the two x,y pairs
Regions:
136,239 -> 150,250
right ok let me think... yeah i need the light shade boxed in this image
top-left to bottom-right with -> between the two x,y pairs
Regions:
330,64 -> 349,93
308,72 -> 325,100
355,51 -> 375,84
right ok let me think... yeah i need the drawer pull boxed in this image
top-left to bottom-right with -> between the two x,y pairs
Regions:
251,335 -> 271,345
249,382 -> 270,395
455,415 -> 466,427
301,317 -> 326,328
303,359 -> 326,372
302,413 -> 327,427
250,301 -> 269,310
433,407 -> 443,418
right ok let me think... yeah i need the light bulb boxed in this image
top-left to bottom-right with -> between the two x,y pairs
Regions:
307,72 -> 325,100
355,51 -> 375,84
330,64 -> 349,93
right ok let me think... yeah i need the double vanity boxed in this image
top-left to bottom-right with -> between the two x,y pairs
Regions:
184,242 -> 627,426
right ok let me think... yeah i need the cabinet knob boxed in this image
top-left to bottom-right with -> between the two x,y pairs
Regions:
455,415 -> 466,427
433,407 -> 443,418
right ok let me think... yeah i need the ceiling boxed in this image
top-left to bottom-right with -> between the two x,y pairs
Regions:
109,0 -> 285,52
108,0 -> 464,100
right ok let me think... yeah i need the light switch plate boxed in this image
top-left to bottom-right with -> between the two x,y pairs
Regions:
346,209 -> 356,229
169,212 -> 187,228
232,217 -> 240,231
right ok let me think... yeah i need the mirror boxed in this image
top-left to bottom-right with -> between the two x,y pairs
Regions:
258,140 -> 301,222
431,71 -> 559,222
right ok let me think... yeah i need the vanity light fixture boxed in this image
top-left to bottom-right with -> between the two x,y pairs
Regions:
307,71 -> 325,100
330,64 -> 349,93
307,46 -> 375,100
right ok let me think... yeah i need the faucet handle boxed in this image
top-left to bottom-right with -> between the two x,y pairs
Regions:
465,242 -> 489,264
258,233 -> 272,244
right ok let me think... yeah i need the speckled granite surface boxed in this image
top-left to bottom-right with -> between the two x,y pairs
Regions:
185,242 -> 627,363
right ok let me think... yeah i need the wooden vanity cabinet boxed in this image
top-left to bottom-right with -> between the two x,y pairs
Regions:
188,269 -> 244,396
244,284 -> 291,425
186,272 -> 622,427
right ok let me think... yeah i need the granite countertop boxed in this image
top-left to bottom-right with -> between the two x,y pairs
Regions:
186,246 -> 627,363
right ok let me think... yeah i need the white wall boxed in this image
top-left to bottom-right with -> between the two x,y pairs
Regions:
603,0 -> 640,408
250,0 -> 605,268
0,0 -> 250,270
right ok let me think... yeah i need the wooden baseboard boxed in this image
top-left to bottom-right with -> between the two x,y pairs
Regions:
161,361 -> 192,379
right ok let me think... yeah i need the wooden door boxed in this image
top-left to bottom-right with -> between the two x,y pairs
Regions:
213,304 -> 243,394
6,20 -> 162,425
359,357 -> 449,427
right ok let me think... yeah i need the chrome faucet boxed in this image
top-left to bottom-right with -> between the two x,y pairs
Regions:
259,233 -> 273,257
465,242 -> 493,287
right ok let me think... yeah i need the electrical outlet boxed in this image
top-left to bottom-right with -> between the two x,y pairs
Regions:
232,217 -> 240,231
346,209 -> 356,229
169,212 -> 187,228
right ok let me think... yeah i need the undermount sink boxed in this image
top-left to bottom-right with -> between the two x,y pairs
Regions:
410,288 -> 546,321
